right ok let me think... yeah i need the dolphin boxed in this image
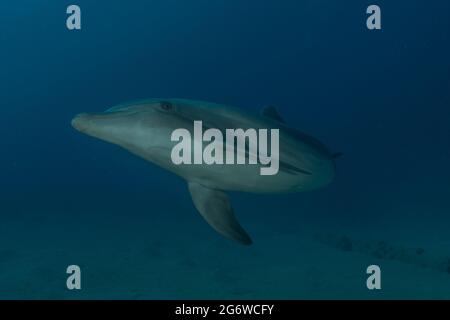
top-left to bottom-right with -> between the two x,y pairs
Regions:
71,99 -> 337,245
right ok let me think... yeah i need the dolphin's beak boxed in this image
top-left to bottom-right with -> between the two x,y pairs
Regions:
71,113 -> 90,133
71,111 -> 130,146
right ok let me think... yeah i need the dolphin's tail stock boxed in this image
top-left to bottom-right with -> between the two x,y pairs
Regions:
188,182 -> 253,245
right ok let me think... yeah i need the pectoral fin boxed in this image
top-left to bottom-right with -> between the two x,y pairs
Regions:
188,182 -> 252,245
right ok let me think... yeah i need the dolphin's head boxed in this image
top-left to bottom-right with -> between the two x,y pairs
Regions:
71,99 -> 191,158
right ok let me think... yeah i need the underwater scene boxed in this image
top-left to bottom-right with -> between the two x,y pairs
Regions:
1,1 -> 449,299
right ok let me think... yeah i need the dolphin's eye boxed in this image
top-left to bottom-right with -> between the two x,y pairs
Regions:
160,102 -> 172,111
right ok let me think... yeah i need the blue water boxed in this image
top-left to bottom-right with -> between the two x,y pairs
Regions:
1,0 -> 450,299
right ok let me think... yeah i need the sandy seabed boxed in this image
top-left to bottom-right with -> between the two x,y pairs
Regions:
1,207 -> 449,300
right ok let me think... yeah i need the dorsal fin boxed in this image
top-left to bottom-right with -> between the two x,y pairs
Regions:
261,106 -> 286,123
332,152 -> 343,159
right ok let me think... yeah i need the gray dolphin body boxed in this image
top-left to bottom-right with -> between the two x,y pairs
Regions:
72,99 -> 336,245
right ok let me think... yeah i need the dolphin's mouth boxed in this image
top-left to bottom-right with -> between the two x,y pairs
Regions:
71,112 -> 123,133
71,113 -> 90,132
71,112 -> 113,136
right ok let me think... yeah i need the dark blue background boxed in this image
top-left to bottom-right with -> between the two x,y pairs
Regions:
0,1 -> 449,299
